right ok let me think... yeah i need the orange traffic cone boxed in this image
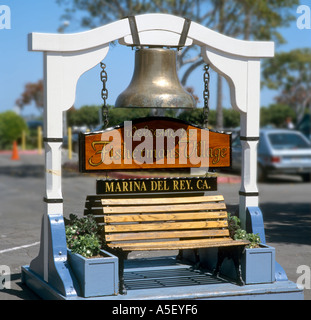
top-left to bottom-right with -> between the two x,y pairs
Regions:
11,140 -> 20,160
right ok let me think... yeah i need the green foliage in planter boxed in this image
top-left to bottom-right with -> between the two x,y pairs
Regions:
64,214 -> 102,258
228,213 -> 261,248
228,214 -> 241,238
244,233 -> 261,249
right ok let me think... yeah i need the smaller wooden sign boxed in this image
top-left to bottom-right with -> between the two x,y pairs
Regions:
96,177 -> 217,194
79,117 -> 232,172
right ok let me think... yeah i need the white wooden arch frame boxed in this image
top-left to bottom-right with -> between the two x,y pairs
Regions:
27,14 -> 274,291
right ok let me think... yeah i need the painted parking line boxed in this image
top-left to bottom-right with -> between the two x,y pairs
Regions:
0,242 -> 40,254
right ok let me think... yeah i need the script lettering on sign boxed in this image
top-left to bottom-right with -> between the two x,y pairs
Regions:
79,117 -> 231,172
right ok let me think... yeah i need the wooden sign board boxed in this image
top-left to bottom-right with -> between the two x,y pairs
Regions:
79,117 -> 231,172
96,177 -> 217,194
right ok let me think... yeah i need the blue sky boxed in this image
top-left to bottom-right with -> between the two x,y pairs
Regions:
0,1 -> 310,118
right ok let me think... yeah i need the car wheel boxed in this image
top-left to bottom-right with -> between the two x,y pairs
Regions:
257,164 -> 267,182
301,173 -> 311,182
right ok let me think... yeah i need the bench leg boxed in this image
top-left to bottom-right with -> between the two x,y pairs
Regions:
176,250 -> 183,261
106,248 -> 128,295
213,246 -> 245,286
213,248 -> 227,278
177,249 -> 201,269
117,250 -> 129,295
193,249 -> 201,269
232,247 -> 245,286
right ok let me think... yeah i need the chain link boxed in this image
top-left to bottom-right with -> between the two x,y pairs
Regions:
100,62 -> 109,128
203,64 -> 210,129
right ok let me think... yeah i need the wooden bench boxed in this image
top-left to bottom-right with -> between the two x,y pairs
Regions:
85,193 -> 249,293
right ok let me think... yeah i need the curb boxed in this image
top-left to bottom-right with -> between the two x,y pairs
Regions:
0,150 -> 41,155
217,175 -> 241,184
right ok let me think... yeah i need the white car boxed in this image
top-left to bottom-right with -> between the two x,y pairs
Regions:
231,128 -> 311,182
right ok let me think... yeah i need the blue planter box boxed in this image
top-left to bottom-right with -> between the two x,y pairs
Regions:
67,249 -> 118,297
242,244 -> 275,284
194,244 -> 275,285
219,244 -> 275,284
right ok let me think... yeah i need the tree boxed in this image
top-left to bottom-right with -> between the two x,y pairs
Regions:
57,0 -> 203,29
0,111 -> 28,149
67,105 -> 101,128
262,48 -> 311,123
260,103 -> 296,128
229,0 -> 298,43
67,105 -> 152,128
223,108 -> 240,128
178,108 -> 216,127
15,80 -> 44,111
206,0 -> 299,129
106,106 -> 151,127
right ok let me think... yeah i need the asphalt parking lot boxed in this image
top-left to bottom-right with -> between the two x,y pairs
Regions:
0,151 -> 310,300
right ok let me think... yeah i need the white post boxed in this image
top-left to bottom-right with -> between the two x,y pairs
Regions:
30,45 -> 110,290
201,51 -> 271,229
238,60 -> 261,228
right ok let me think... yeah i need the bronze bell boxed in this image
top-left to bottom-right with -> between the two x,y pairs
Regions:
115,48 -> 196,109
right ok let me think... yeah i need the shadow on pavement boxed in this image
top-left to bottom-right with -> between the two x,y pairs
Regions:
0,165 -> 45,178
263,176 -> 304,184
261,202 -> 311,246
226,201 -> 311,246
0,164 -> 82,178
0,273 -> 40,300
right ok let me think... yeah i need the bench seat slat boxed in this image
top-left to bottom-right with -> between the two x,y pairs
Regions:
105,220 -> 228,233
104,202 -> 226,214
107,238 -> 249,251
104,211 -> 228,223
105,229 -> 230,241
101,195 -> 224,206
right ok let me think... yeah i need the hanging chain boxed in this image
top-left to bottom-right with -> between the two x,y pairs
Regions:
203,64 -> 210,129
100,62 -> 109,129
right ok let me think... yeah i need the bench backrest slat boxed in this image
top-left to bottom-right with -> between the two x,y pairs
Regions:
103,203 -> 226,214
105,220 -> 228,233
101,195 -> 224,205
104,211 -> 227,223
